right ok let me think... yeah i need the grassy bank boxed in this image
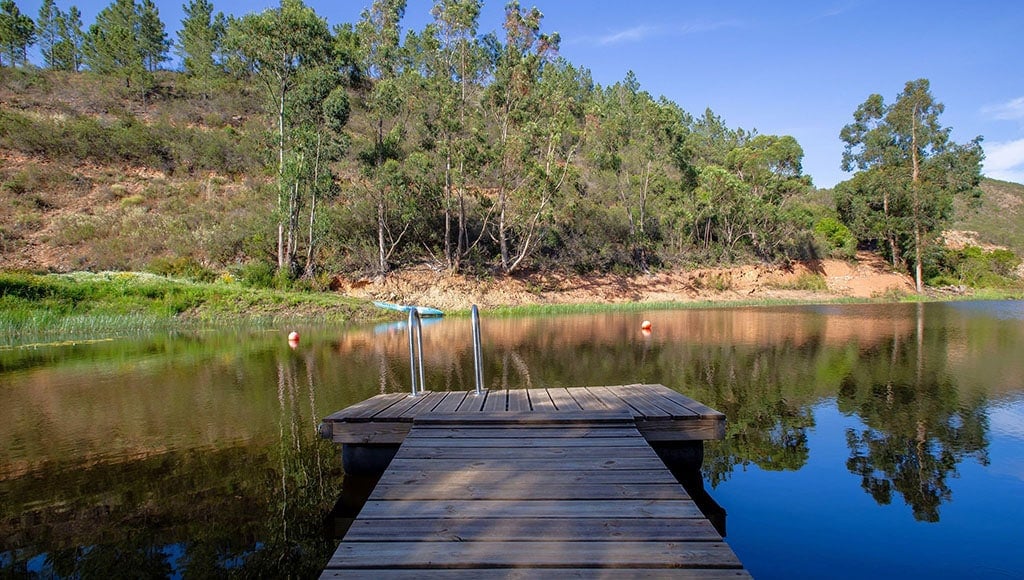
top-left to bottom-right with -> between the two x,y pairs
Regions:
0,271 -> 376,346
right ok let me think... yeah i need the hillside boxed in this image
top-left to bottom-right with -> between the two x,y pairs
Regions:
949,178 -> 1024,255
1,68 -> 1020,302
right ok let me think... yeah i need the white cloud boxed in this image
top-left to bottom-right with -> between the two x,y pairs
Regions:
982,97 -> 1024,121
983,138 -> 1024,183
599,25 -> 658,46
588,20 -> 740,47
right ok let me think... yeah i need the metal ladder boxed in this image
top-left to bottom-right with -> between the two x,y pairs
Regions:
407,305 -> 483,397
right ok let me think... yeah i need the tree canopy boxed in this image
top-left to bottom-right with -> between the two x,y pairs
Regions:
838,79 -> 984,292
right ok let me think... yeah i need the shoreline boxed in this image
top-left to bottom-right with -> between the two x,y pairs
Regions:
2,266 -> 1021,348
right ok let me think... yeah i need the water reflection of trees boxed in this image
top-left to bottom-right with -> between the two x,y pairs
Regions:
838,305 -> 989,522
681,344 -> 820,486
0,347 -> 342,578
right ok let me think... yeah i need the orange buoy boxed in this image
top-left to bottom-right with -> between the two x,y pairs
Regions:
641,320 -> 652,331
288,331 -> 300,346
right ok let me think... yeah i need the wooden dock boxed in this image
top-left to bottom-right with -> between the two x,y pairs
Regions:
320,385 -> 747,577
319,384 -> 727,445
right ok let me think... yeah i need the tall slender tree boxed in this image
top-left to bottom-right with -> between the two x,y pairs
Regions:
0,0 -> 36,67
484,0 -> 560,273
225,0 -> 333,274
355,0 -> 411,275
177,0 -> 226,95
137,0 -> 169,71
429,0 -> 483,271
54,5 -> 84,71
840,79 -> 984,292
36,0 -> 62,68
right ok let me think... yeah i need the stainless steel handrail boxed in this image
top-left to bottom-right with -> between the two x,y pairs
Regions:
471,304 -> 484,396
407,308 -> 425,397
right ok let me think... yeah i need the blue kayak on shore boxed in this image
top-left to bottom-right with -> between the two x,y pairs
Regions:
372,300 -> 444,317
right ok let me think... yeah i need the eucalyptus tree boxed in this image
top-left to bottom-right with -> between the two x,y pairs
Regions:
225,0 -> 333,274
354,0 -> 414,275
840,79 -> 983,292
595,72 -> 684,271
483,0 -> 561,273
0,0 -> 35,67
725,134 -> 812,257
284,66 -> 350,278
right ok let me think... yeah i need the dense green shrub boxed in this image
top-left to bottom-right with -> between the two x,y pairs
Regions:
924,245 -> 1022,288
813,217 -> 857,259
235,261 -> 275,288
146,256 -> 217,282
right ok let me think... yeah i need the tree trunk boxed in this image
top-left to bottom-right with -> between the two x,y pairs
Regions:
304,133 -> 322,279
277,84 -> 286,272
911,105 -> 923,294
377,199 -> 388,275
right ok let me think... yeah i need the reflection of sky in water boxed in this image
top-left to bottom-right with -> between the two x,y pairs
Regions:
713,401 -> 1024,580
986,397 -> 1024,483
988,397 -> 1024,440
949,300 -> 1024,320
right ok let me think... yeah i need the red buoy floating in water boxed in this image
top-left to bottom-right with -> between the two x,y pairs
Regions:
641,320 -> 652,331
288,331 -> 300,347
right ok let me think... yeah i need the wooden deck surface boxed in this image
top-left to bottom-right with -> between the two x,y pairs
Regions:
321,384 -> 726,445
321,411 -> 748,578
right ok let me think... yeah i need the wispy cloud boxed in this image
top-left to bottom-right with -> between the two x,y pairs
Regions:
983,138 -> 1024,183
813,1 -> 862,20
982,97 -> 1024,121
584,19 -> 741,47
598,25 -> 659,46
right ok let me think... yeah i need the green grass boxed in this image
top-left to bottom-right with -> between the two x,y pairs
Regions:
0,271 -> 376,346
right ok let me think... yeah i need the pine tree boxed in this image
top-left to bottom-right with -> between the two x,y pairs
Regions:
137,0 -> 168,71
85,0 -> 147,89
177,0 -> 225,91
0,0 -> 36,67
54,5 -> 84,71
36,0 -> 63,68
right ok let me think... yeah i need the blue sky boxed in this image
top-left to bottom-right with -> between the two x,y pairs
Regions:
17,0 -> 1024,187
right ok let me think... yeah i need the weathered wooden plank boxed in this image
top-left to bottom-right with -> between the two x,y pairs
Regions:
374,391 -> 442,420
606,385 -> 674,419
400,436 -> 651,448
357,499 -> 704,519
567,386 -> 614,411
323,568 -> 752,579
545,388 -> 583,411
455,391 -> 485,413
384,456 -> 667,472
323,393 -> 407,421
403,427 -> 642,439
427,391 -> 470,414
584,385 -> 631,410
330,422 -> 411,444
375,468 -> 680,486
327,541 -> 743,569
481,389 -> 507,412
341,516 -> 719,542
367,482 -> 692,501
638,419 -> 726,442
651,385 -> 726,419
413,411 -> 633,425
527,388 -> 556,411
616,385 -> 701,419
392,446 -> 660,460
507,388 -> 531,412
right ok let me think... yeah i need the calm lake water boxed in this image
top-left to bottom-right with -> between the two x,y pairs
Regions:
2,301 -> 1023,578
